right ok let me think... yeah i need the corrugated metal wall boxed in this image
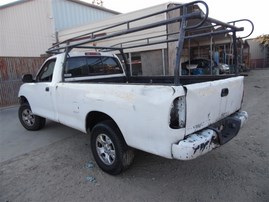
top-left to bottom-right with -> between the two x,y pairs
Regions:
52,0 -> 116,31
0,0 -> 118,57
250,59 -> 267,68
247,39 -> 268,59
0,57 -> 46,107
0,0 -> 54,57
247,39 -> 269,68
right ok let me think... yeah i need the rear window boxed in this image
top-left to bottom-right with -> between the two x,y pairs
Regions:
65,56 -> 123,78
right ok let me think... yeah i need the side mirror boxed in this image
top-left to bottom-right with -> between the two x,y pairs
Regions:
22,74 -> 34,83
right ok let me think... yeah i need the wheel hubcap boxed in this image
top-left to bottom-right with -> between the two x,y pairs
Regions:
96,134 -> 116,165
22,109 -> 35,126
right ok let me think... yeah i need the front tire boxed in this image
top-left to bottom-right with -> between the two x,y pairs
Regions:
18,103 -> 46,131
90,120 -> 134,175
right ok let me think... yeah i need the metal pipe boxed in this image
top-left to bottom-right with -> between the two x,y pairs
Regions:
103,28 -> 246,51
62,47 -> 71,81
50,0 -> 208,50
228,19 -> 254,39
233,31 -> 238,75
210,35 -> 213,75
128,53 -> 132,76
162,49 -> 166,76
120,49 -> 130,80
48,11 -> 203,53
174,6 -> 187,85
207,17 -> 243,31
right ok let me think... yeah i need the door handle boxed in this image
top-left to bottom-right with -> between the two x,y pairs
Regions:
45,87 -> 50,92
221,88 -> 229,97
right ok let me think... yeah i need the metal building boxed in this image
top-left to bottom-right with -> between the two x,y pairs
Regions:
0,0 -> 119,57
246,38 -> 269,68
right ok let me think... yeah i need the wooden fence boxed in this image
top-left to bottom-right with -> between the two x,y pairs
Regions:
0,57 -> 46,107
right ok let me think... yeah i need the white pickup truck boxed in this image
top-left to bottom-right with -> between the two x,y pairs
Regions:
18,51 -> 247,174
18,1 -> 251,174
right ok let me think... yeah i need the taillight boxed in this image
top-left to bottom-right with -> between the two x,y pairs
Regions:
170,96 -> 186,129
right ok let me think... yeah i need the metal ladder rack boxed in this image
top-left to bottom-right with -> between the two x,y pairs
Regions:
47,0 -> 254,86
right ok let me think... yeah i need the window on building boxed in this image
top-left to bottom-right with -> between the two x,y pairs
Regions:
130,53 -> 142,76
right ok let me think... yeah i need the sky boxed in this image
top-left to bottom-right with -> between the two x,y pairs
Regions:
0,0 -> 268,38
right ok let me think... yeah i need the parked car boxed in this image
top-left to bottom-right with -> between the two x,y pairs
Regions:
181,58 -> 217,75
218,63 -> 230,74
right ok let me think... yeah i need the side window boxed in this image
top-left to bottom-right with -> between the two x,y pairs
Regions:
64,56 -> 123,79
36,59 -> 56,82
87,57 -> 104,75
101,57 -> 123,74
65,57 -> 88,77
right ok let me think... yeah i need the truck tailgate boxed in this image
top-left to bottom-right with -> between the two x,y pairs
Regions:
184,76 -> 244,135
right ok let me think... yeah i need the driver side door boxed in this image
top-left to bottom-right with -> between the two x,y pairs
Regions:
30,59 -> 56,120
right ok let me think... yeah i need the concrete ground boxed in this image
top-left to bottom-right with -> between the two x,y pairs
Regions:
0,108 -> 79,163
0,70 -> 268,202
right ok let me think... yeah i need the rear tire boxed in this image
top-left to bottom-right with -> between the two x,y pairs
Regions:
90,120 -> 134,175
18,103 -> 46,131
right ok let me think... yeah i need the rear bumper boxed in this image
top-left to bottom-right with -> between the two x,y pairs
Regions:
172,111 -> 248,160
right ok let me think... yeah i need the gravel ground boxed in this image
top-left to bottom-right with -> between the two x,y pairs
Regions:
0,70 -> 268,202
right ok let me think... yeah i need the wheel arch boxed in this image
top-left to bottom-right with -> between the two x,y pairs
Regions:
18,96 -> 29,105
86,111 -> 120,134
85,111 -> 129,146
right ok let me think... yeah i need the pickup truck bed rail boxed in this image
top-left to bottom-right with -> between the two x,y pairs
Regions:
66,75 -> 240,86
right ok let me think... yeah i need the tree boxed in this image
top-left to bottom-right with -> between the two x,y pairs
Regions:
256,34 -> 269,68
256,34 -> 269,47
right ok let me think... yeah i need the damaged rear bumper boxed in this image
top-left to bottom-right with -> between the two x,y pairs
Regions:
172,111 -> 248,160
